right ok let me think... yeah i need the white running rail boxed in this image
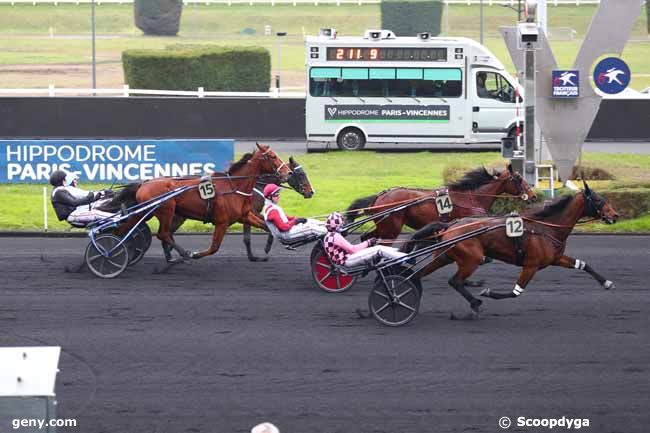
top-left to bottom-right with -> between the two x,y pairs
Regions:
0,85 -> 307,98
0,0 -> 602,5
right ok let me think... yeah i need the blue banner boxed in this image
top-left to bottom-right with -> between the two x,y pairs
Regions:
0,139 -> 234,183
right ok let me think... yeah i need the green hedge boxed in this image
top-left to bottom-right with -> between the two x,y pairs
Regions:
122,46 -> 271,91
381,0 -> 444,37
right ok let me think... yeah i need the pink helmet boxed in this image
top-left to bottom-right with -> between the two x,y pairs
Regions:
326,212 -> 344,232
263,183 -> 282,199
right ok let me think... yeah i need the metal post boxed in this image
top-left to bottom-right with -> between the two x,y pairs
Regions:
91,0 -> 96,92
523,48 -> 536,185
480,0 -> 483,45
518,0 -> 521,21
275,32 -> 286,94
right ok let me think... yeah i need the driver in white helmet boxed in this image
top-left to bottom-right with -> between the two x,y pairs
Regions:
49,169 -> 115,225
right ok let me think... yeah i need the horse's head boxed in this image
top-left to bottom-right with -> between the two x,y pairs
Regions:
253,143 -> 292,182
499,164 -> 537,203
582,180 -> 618,224
286,156 -> 314,198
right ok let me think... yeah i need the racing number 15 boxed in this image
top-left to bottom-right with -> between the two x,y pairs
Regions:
199,181 -> 215,200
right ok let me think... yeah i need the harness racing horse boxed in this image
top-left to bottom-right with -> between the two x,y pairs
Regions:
345,165 -> 537,242
107,143 -> 291,263
404,181 -> 618,317
166,157 -> 314,262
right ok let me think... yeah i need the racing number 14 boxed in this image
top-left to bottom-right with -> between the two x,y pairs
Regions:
435,194 -> 453,214
199,180 -> 216,200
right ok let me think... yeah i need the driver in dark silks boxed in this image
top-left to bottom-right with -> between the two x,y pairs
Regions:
49,170 -> 114,225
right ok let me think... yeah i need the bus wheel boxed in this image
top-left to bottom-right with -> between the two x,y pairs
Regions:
337,128 -> 366,151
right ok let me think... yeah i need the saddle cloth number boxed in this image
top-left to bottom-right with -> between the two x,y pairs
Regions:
435,194 -> 453,214
505,216 -> 524,238
199,180 -> 215,200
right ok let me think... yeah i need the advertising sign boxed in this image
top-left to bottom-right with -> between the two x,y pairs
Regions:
325,105 -> 450,122
552,70 -> 579,98
0,139 -> 234,183
593,57 -> 630,94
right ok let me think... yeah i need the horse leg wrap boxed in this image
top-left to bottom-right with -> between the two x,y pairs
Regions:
574,259 -> 586,270
512,284 -> 525,296
583,263 -> 614,289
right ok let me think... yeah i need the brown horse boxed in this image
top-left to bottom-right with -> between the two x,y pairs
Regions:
107,143 -> 291,263
166,156 -> 314,262
405,181 -> 618,315
346,165 -> 537,242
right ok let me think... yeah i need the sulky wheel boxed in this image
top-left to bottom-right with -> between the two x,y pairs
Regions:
310,243 -> 357,293
369,274 -> 421,326
85,234 -> 130,279
125,223 -> 152,266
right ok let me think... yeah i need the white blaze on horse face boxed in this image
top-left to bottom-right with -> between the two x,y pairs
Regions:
512,284 -> 525,296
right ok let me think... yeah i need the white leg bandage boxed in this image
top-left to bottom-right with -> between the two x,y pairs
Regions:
574,259 -> 586,270
512,284 -> 525,296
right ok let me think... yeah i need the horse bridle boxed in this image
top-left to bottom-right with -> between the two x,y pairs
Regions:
584,190 -> 606,219
260,147 -> 291,178
508,172 -> 529,201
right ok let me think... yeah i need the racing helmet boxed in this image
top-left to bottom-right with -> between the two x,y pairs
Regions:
49,170 -> 67,187
263,183 -> 282,199
63,170 -> 79,187
326,211 -> 344,232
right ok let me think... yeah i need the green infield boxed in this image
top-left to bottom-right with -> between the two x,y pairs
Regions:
1,151 -> 649,233
0,4 -> 647,90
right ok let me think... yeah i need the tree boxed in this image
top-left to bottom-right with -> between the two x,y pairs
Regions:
134,0 -> 183,36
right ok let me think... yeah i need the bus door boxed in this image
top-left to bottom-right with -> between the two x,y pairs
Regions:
472,69 -> 518,140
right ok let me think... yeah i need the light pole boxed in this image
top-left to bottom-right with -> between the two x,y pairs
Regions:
91,0 -> 97,92
275,31 -> 287,94
480,0 -> 483,45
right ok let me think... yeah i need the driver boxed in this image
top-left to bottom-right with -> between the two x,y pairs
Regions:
49,170 -> 114,225
476,72 -> 492,98
261,183 -> 326,240
323,212 -> 407,267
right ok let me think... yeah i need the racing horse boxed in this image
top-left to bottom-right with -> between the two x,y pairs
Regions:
345,165 -> 537,242
404,181 -> 618,316
166,157 -> 314,262
105,143 -> 291,262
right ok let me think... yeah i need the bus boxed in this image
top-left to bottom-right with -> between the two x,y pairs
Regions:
305,29 -> 522,151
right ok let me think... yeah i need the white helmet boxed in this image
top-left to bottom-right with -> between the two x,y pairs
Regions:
63,170 -> 79,187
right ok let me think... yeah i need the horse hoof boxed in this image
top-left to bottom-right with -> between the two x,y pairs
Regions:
603,280 -> 615,290
450,310 -> 480,321
355,308 -> 369,319
479,288 -> 491,298
465,279 -> 486,287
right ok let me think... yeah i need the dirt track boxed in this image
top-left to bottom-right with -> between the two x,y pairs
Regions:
1,234 -> 648,433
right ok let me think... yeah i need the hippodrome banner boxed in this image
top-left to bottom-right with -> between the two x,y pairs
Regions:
0,139 -> 234,183
325,105 -> 450,122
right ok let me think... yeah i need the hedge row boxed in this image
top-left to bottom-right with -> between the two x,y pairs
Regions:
380,1 -> 444,37
122,46 -> 271,92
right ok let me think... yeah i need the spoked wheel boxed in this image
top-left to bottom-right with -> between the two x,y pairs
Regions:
310,244 -> 357,293
85,234 -> 130,279
125,223 -> 152,266
369,274 -> 421,326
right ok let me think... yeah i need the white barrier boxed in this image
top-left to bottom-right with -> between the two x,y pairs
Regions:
0,85 -> 307,98
0,0 -> 602,5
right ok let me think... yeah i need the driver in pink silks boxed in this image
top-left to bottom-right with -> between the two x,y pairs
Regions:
323,211 -> 407,267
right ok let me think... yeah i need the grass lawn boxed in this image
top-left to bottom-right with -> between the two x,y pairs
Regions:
2,151 -> 649,233
0,4 -> 648,90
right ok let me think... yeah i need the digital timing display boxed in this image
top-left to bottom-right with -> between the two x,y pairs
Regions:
326,47 -> 447,62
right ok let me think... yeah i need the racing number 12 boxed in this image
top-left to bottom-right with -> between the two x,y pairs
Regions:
505,216 -> 524,237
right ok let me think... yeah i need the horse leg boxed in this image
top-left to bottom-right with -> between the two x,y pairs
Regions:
554,255 -> 615,290
190,223 -> 228,259
448,264 -> 483,316
243,222 -> 269,262
264,234 -> 274,255
480,266 -> 538,300
155,206 -> 191,263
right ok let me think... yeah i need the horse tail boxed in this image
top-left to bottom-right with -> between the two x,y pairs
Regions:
401,221 -> 450,253
345,194 -> 378,222
97,182 -> 141,213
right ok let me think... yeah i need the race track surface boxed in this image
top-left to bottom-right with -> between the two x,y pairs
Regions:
1,235 -> 649,433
